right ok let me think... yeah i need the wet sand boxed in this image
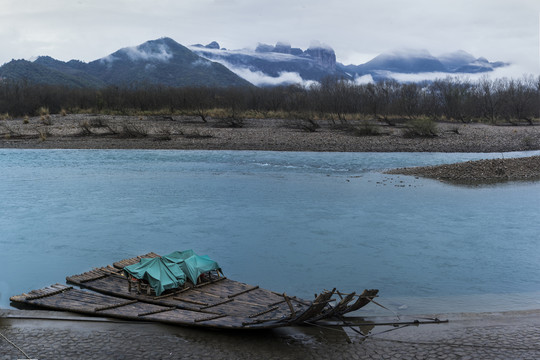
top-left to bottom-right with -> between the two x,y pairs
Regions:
1,309 -> 540,359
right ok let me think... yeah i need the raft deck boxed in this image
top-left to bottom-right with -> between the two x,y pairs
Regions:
10,253 -> 378,329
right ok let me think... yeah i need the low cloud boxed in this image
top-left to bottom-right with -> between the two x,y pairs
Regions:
99,54 -> 118,65
210,58 -> 318,87
122,44 -> 173,62
191,58 -> 212,67
238,69 -> 317,87
384,64 -> 536,83
354,74 -> 374,84
98,44 -> 173,65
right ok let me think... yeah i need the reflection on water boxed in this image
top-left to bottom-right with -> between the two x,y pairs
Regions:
1,149 -> 539,314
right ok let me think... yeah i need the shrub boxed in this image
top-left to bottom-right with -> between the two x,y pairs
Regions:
119,123 -> 148,138
351,121 -> 381,136
38,107 -> 49,117
38,129 -> 49,141
404,118 -> 438,138
88,118 -> 107,128
78,121 -> 93,136
296,118 -> 320,132
154,127 -> 173,141
41,114 -> 52,125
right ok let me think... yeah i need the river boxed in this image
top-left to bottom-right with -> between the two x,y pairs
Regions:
1,149 -> 539,315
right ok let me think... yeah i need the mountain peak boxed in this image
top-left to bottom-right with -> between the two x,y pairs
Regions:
305,42 -> 336,70
360,49 -> 446,73
191,41 -> 221,50
438,50 -> 477,71
308,40 -> 334,51
205,41 -> 220,49
387,48 -> 436,59
251,41 -> 335,68
120,38 -> 179,62
0,37 -> 510,88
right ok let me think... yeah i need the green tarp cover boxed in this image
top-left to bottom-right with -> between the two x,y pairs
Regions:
123,250 -> 221,295
123,257 -> 186,296
163,250 -> 221,285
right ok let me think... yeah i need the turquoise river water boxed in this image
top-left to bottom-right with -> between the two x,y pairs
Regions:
1,149 -> 539,315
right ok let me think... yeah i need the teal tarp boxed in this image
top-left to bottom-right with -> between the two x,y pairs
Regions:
123,250 -> 221,295
124,257 -> 186,296
163,250 -> 221,285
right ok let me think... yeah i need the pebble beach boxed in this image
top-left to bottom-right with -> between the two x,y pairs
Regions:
0,114 -> 539,153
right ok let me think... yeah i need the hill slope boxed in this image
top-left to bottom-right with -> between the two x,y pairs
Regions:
0,38 -> 253,88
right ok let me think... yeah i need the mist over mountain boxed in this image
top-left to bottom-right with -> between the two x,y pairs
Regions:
190,40 -> 348,86
339,48 -> 506,81
192,42 -> 507,84
0,38 -> 252,88
0,37 -> 508,88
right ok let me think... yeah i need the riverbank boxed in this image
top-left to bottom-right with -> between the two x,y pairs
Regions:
1,114 -> 539,152
2,114 -> 539,184
1,309 -> 540,359
386,155 -> 540,184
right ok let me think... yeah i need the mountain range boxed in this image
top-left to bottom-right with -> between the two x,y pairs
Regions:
0,37 -> 507,88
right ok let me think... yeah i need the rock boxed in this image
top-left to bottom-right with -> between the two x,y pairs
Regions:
273,42 -> 292,54
304,43 -> 336,69
255,43 -> 274,53
205,41 -> 220,49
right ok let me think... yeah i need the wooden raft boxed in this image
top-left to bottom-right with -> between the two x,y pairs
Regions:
11,253 -> 379,329
66,267 -> 310,323
10,284 -> 298,329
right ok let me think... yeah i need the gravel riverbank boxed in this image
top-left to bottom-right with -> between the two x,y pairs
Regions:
1,114 -> 539,183
1,114 -> 539,152
386,155 -> 540,184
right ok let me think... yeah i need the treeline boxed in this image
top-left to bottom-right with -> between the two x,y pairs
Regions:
1,76 -> 539,124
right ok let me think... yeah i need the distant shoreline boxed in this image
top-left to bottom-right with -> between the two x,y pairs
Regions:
1,114 -> 539,183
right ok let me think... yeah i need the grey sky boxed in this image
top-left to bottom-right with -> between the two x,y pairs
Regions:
1,0 -> 539,77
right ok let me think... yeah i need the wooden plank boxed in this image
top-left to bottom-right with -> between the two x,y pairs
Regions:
194,314 -> 228,323
283,293 -> 296,317
248,306 -> 279,318
79,273 -> 108,283
242,317 -> 285,326
153,290 -> 183,300
200,298 -> 234,309
292,289 -> 335,323
338,289 -> 379,313
191,278 -> 250,298
228,285 -> 259,299
95,300 -> 138,312
194,276 -> 227,288
172,297 -> 209,306
138,307 -> 176,317
25,286 -> 73,301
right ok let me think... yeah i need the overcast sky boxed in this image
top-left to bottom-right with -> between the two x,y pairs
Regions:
1,0 -> 539,77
